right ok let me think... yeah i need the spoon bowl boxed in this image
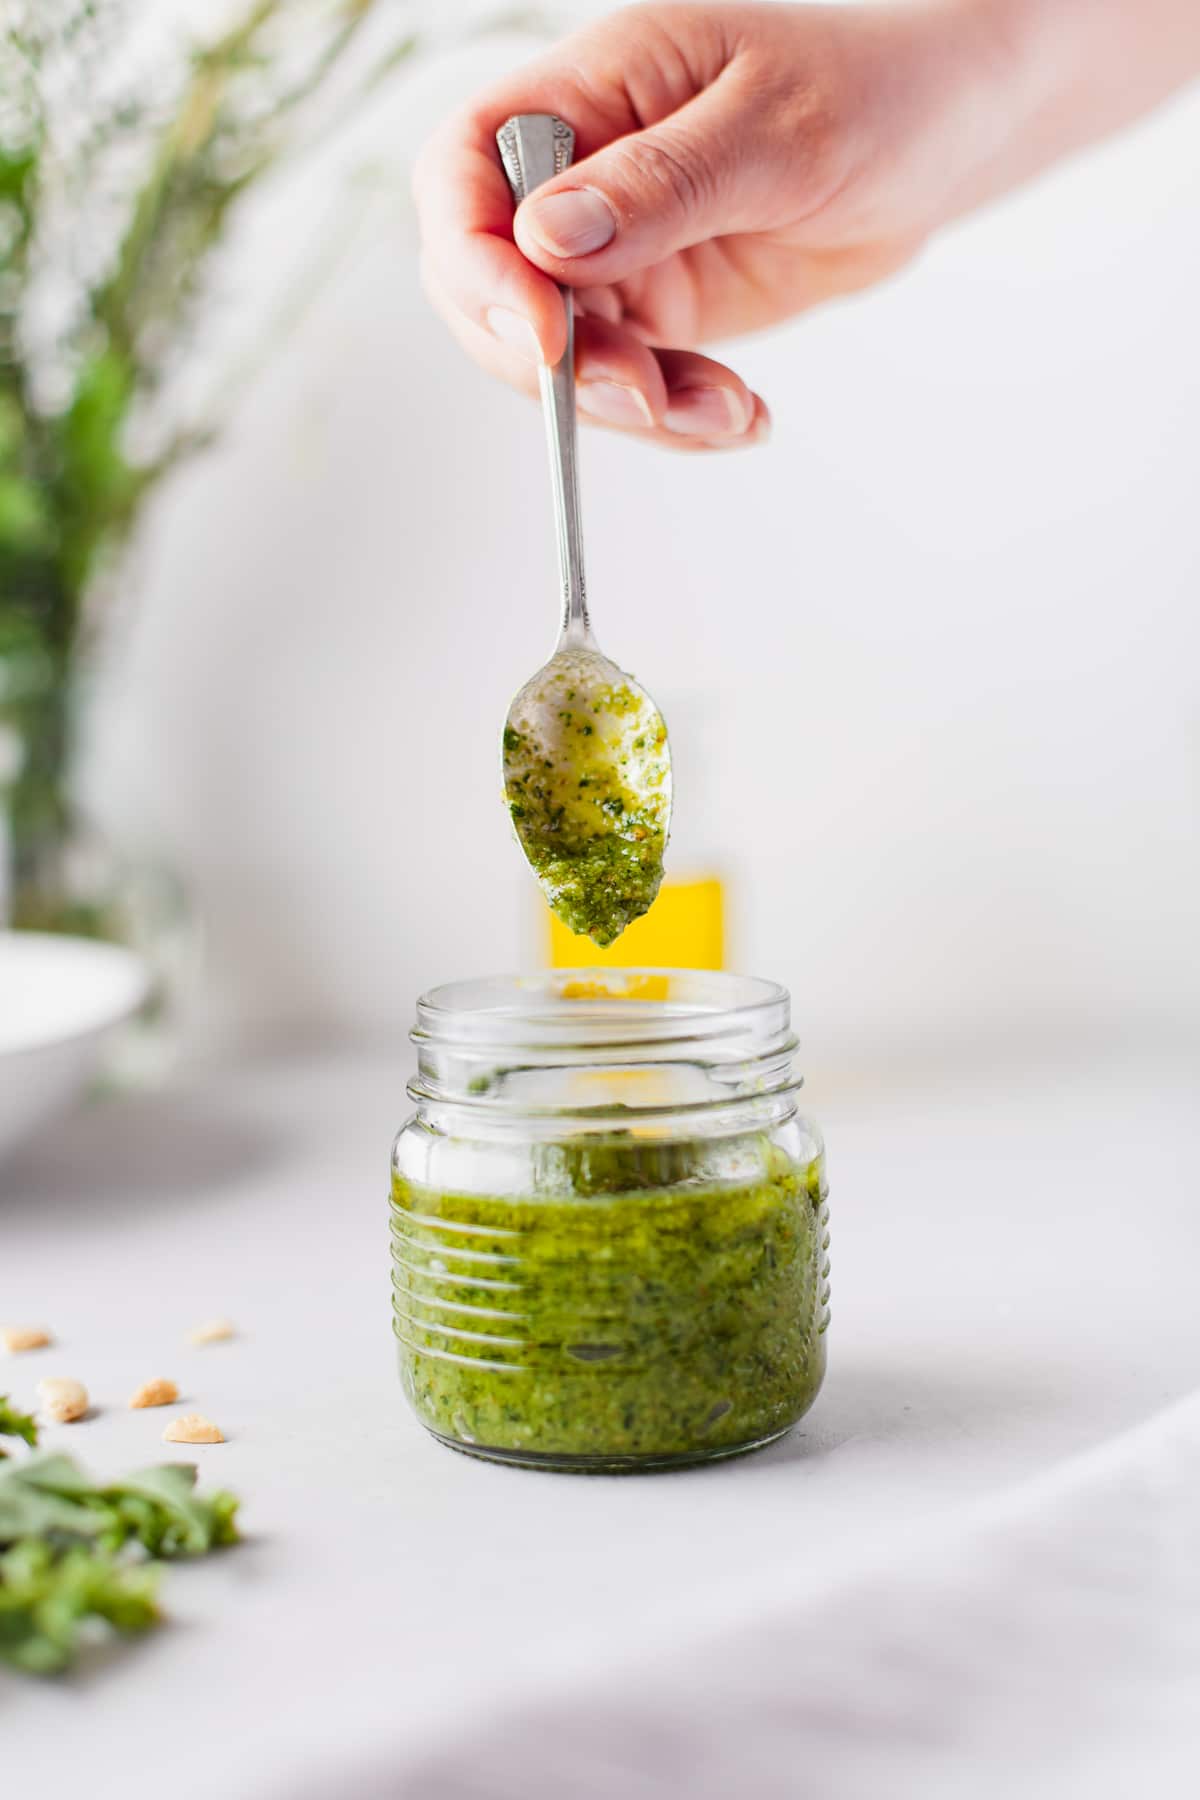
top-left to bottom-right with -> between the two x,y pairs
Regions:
503,645 -> 671,947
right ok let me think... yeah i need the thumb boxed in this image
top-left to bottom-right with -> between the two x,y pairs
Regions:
513,78 -> 763,285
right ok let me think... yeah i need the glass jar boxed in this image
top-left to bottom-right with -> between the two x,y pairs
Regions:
390,970 -> 830,1473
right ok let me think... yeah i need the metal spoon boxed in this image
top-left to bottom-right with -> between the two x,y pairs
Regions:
496,112 -> 672,949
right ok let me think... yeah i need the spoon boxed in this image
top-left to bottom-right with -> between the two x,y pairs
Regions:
496,112 -> 672,949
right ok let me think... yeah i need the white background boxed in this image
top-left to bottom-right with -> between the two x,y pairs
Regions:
88,1 -> 1200,1066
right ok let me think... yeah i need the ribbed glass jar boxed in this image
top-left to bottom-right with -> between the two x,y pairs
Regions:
390,970 -> 830,1473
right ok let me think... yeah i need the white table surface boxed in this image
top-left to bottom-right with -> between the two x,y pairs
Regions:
4,1048 -> 1199,1797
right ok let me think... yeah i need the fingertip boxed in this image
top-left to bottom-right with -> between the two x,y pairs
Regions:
523,279 -> 570,365
654,349 -> 758,441
646,389 -> 772,455
477,250 -> 568,366
663,386 -> 753,438
748,393 -> 772,442
572,317 -> 670,425
704,393 -> 772,451
486,306 -> 545,365
577,380 -> 656,431
422,231 -> 568,367
515,187 -> 618,267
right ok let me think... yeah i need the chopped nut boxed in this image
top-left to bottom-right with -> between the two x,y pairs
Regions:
129,1377 -> 179,1410
2,1325 -> 53,1354
187,1318 -> 236,1346
37,1377 -> 89,1423
163,1412 -> 224,1445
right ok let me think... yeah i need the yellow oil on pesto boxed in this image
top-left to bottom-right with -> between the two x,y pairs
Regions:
502,649 -> 671,947
390,1138 -> 829,1469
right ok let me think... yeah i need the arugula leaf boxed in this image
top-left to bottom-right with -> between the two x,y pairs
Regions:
0,1396 -> 39,1455
0,1453 -> 240,1557
94,1464 -> 240,1557
0,1538 -> 160,1675
0,1454 -> 106,1543
0,1452 -> 240,1674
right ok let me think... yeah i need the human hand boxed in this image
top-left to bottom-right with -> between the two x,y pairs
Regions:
413,2 -> 1011,451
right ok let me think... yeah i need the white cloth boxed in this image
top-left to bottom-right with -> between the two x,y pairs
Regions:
367,1392 -> 1200,1800
4,1051 -> 1199,1797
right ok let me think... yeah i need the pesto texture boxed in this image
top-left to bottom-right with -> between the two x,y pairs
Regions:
391,1139 -> 829,1469
503,649 -> 671,946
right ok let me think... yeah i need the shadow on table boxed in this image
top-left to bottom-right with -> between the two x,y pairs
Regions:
757,1351 -> 1075,1470
0,1090 -> 282,1218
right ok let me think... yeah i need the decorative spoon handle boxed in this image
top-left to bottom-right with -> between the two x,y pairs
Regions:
496,113 -> 592,649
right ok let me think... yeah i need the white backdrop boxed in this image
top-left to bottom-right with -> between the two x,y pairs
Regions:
87,11 -> 1200,1067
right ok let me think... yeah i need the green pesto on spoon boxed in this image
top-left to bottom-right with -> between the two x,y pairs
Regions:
496,113 -> 672,949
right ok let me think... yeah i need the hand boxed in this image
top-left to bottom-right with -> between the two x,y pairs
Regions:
412,2 -> 1011,452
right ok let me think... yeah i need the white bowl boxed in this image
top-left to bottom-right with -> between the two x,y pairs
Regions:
0,931 -> 150,1167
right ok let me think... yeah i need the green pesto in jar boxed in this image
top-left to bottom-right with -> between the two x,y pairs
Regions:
390,1139 -> 829,1470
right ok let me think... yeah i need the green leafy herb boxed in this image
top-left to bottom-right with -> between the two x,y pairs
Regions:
0,1453 -> 240,1556
0,1 -> 427,935
0,1538 -> 160,1676
0,1396 -> 39,1455
0,1445 -> 240,1675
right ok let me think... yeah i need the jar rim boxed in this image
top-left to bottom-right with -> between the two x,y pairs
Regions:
408,970 -> 802,1129
414,969 -> 791,1053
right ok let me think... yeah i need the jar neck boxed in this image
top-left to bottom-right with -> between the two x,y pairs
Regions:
408,970 -> 803,1140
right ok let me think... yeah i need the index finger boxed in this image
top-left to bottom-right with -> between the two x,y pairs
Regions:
413,113 -> 568,365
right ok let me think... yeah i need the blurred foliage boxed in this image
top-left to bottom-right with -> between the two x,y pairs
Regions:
0,0 -> 552,935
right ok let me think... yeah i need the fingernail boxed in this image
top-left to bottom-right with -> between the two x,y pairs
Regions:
664,387 -> 753,437
486,306 -> 542,363
577,381 -> 654,429
524,188 -> 616,259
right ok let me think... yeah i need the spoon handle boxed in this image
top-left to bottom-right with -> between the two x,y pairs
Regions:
496,113 -> 592,649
